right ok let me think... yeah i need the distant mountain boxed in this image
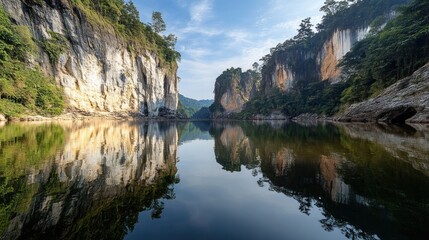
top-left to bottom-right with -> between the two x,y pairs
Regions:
177,94 -> 214,118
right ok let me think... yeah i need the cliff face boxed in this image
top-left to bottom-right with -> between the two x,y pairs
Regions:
318,27 -> 370,82
0,0 -> 178,117
262,49 -> 316,94
263,26 -> 371,94
212,68 -> 260,117
337,62 -> 429,123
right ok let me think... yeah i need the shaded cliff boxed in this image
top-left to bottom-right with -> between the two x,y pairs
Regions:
210,68 -> 260,118
0,0 -> 179,117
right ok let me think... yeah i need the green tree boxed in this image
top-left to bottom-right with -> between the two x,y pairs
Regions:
294,18 -> 315,43
164,34 -> 177,49
152,11 -> 166,33
320,0 -> 351,16
252,62 -> 260,72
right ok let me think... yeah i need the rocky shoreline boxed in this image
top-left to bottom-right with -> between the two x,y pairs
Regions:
336,63 -> 429,124
0,111 -> 182,123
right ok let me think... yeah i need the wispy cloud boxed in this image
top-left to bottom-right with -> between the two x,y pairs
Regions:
190,0 -> 213,24
172,0 -> 326,99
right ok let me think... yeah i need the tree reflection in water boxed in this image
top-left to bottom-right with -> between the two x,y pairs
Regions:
0,121 -> 428,240
211,121 -> 429,240
0,121 -> 180,240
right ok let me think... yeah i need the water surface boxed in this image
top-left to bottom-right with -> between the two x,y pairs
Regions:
0,121 -> 428,240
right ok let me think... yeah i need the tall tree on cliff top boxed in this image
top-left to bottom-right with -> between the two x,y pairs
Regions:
152,11 -> 166,33
320,0 -> 353,16
294,18 -> 315,43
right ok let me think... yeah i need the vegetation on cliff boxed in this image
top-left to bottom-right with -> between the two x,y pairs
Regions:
340,0 -> 429,104
235,0 -> 424,119
0,6 -> 65,117
70,0 -> 181,66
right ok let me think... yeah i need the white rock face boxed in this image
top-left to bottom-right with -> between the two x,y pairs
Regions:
0,0 -> 178,116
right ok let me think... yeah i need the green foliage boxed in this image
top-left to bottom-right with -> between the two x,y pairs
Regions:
340,0 -> 429,104
317,0 -> 409,33
0,6 -> 65,117
0,61 -> 65,116
294,17 -> 315,43
177,100 -> 195,118
240,81 -> 347,118
70,0 -> 180,65
152,11 -> 166,34
242,0 -> 413,119
42,31 -> 68,64
0,8 -> 27,61
0,124 -> 65,234
192,107 -> 211,119
15,26 -> 38,57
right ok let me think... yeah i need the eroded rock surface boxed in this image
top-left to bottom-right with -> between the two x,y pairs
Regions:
337,63 -> 429,123
0,0 -> 178,117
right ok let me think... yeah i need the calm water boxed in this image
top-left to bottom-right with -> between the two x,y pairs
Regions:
0,121 -> 428,240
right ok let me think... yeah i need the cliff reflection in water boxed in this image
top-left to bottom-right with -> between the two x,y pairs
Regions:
0,121 -> 179,240
211,122 -> 429,240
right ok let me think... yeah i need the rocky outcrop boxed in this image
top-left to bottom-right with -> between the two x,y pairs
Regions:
337,62 -> 429,123
0,0 -> 178,117
212,68 -> 260,118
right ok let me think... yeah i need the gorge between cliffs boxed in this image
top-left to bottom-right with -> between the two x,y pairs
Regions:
0,121 -> 428,239
0,0 -> 429,239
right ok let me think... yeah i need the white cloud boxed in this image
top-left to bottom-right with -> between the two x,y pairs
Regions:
179,26 -> 222,37
190,0 -> 213,24
184,48 -> 214,59
176,0 -> 326,99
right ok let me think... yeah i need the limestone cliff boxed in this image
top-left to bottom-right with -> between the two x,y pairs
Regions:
337,62 -> 429,123
262,26 -> 371,95
0,0 -> 178,117
317,27 -> 370,82
211,68 -> 260,117
262,48 -> 317,94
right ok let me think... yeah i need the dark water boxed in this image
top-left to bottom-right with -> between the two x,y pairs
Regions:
0,121 -> 428,240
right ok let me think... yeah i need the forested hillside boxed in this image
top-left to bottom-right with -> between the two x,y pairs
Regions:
212,0 -> 429,122
177,94 -> 213,118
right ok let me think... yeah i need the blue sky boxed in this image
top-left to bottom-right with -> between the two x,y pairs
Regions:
135,0 -> 325,100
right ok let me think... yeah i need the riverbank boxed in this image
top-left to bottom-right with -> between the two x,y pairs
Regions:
0,111 -> 183,123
